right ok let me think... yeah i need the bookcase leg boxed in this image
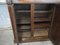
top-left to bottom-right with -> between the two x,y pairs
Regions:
17,42 -> 19,45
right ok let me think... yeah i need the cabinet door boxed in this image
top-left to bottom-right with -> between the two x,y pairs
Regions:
49,4 -> 60,43
8,5 -> 18,42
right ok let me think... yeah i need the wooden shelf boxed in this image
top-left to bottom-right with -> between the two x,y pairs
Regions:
17,23 -> 31,25
34,10 -> 52,13
17,29 -> 31,32
18,36 -> 48,42
34,28 -> 49,31
16,10 -> 31,12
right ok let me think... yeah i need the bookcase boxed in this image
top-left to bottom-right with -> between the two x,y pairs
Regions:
8,3 -> 55,42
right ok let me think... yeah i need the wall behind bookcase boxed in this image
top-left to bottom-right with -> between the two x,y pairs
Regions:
0,4 -> 12,29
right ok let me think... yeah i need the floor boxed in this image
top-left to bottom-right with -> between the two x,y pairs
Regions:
0,29 -> 53,45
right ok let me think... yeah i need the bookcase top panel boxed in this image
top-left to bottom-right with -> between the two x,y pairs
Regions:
12,0 -> 60,3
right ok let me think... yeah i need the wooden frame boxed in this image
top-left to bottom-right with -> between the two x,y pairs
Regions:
8,4 -> 19,45
8,4 -> 55,44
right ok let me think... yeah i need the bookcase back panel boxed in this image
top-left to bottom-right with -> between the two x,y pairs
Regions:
14,4 -> 31,10
34,12 -> 52,18
35,4 -> 54,11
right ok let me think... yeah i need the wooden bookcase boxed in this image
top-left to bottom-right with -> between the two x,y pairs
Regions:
8,3 -> 55,42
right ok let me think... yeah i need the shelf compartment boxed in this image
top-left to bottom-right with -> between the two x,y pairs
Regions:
35,4 -> 54,11
17,25 -> 31,30
34,23 -> 50,28
15,12 -> 31,19
33,30 -> 48,37
34,18 -> 51,22
14,4 -> 31,10
17,25 -> 31,32
18,32 -> 31,38
16,19 -> 31,24
34,12 -> 52,18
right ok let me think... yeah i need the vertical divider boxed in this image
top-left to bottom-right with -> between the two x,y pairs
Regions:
31,4 -> 35,38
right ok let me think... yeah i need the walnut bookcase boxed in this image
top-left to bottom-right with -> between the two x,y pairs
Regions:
8,3 -> 55,42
